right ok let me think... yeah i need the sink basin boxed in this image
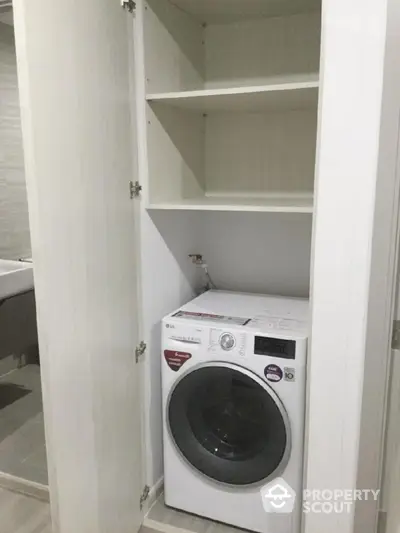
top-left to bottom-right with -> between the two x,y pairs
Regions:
0,259 -> 34,301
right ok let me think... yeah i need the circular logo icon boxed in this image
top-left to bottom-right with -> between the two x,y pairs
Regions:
264,364 -> 283,382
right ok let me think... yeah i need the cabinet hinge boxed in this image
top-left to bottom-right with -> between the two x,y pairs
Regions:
121,0 -> 136,13
140,484 -> 150,509
130,180 -> 142,199
135,341 -> 146,363
392,320 -> 400,350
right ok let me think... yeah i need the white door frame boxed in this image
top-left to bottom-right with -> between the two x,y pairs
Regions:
382,340 -> 400,532
381,202 -> 400,531
305,0 -> 400,532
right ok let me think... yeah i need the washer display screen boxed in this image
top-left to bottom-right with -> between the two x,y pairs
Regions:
254,336 -> 296,359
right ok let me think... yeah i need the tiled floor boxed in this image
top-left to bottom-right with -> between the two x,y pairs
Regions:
0,364 -> 47,485
0,486 -> 241,533
0,488 -> 51,533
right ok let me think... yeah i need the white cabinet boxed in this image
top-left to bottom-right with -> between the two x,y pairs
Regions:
135,0 -> 317,512
139,0 -> 321,211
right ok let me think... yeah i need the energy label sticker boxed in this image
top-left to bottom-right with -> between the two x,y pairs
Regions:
173,310 -> 250,326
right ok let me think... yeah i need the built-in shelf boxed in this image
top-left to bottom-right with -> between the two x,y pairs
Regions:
147,81 -> 319,112
168,0 -> 321,23
144,2 -> 320,213
147,194 -> 314,213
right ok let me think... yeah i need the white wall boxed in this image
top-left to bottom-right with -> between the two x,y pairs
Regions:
199,212 -> 312,297
141,210 -> 312,489
0,21 -> 30,260
0,21 -> 35,370
140,210 -> 201,489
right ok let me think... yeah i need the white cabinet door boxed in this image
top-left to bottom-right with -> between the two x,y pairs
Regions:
12,1 -> 142,532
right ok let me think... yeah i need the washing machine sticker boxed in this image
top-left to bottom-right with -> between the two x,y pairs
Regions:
164,350 -> 192,372
264,364 -> 283,383
284,367 -> 296,382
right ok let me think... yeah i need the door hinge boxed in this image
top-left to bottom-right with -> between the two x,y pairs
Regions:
392,320 -> 400,350
135,341 -> 146,363
121,0 -> 136,13
130,180 -> 142,199
140,484 -> 150,509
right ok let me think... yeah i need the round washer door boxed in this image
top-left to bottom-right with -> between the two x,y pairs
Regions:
168,362 -> 291,486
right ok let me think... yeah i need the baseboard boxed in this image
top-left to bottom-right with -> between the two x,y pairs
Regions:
143,476 -> 164,515
0,471 -> 49,502
143,517 -> 191,533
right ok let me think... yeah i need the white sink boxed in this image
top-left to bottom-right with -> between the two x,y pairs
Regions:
0,259 -> 34,301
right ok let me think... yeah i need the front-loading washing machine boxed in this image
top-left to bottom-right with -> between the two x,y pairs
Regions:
161,290 -> 308,533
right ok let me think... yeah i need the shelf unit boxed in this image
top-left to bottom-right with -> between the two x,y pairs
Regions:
141,0 -> 321,212
147,196 -> 313,214
167,0 -> 321,22
146,80 -> 319,113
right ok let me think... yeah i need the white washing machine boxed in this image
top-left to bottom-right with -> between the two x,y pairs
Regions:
161,290 -> 308,533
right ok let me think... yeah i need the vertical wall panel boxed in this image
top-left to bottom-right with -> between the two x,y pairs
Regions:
0,22 -> 30,260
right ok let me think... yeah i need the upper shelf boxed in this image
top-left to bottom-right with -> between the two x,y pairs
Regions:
147,80 -> 319,113
147,194 -> 314,214
167,0 -> 321,23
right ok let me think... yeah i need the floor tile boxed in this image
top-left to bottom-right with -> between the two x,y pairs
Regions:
0,487 -> 51,533
0,365 -> 47,485
23,447 -> 47,470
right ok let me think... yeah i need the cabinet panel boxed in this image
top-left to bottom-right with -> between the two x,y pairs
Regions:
13,0 -> 143,531
167,0 -> 320,22
147,103 -> 205,203
144,1 -> 321,93
205,109 -> 317,196
146,104 -> 316,212
205,13 -> 321,90
144,0 -> 204,94
139,0 -> 321,212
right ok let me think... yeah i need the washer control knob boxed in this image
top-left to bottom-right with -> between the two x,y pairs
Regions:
220,333 -> 235,351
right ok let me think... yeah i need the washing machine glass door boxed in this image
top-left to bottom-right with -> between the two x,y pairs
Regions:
168,362 -> 290,486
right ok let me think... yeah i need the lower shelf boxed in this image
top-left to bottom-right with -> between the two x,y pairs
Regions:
147,194 -> 314,214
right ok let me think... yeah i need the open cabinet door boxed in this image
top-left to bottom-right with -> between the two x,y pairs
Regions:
12,1 -> 143,532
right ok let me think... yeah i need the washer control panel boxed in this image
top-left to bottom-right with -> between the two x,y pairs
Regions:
209,329 -> 246,357
219,332 -> 236,351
